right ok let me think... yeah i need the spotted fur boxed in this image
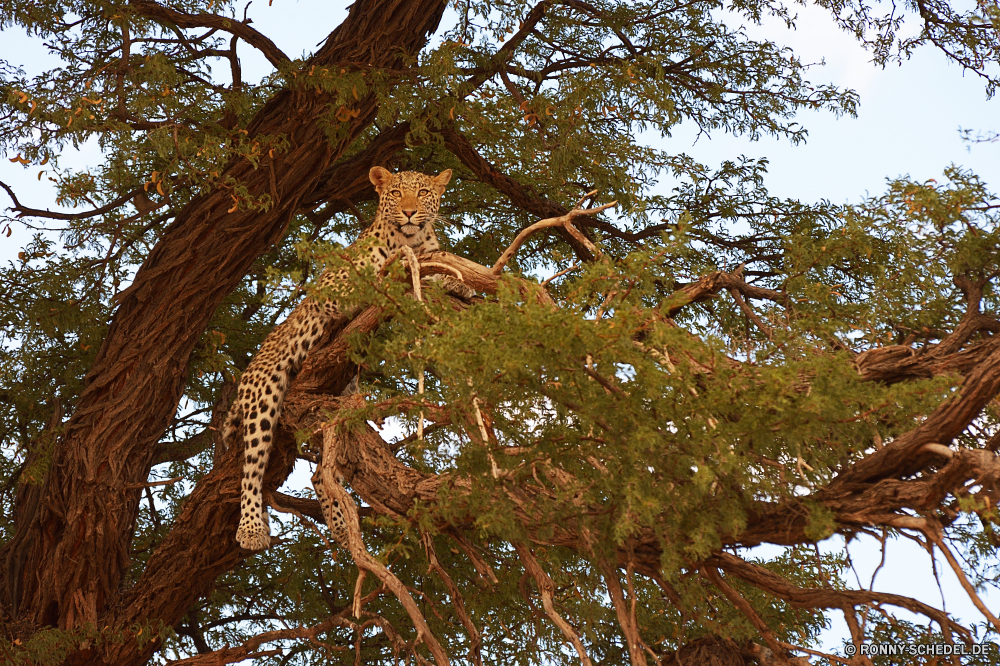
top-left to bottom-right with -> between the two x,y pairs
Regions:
227,166 -> 452,550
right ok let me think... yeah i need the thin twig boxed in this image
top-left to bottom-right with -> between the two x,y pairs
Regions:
924,524 -> 1000,633
126,475 -> 183,490
540,263 -> 580,287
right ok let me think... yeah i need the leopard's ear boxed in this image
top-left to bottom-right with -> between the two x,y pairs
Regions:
431,169 -> 453,192
369,166 -> 393,193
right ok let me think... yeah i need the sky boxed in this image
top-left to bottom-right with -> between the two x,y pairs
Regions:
1,0 -> 998,658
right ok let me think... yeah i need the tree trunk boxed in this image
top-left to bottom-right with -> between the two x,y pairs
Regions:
0,0 -> 448,652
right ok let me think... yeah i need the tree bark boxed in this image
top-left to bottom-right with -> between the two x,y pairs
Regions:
0,0 -> 448,640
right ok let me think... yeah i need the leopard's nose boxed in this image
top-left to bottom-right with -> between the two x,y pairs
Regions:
402,209 -> 416,219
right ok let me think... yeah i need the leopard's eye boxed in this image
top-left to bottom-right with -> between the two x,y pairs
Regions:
390,189 -> 402,197
418,189 -> 430,197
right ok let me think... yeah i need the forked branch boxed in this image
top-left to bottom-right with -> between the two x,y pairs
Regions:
492,193 -> 616,273
513,542 -> 594,666
314,429 -> 451,665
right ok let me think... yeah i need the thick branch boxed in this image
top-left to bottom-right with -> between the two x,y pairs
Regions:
129,0 -> 290,69
316,433 -> 451,666
836,344 -> 1000,486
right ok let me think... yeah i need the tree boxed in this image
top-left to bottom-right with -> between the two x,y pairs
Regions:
1,0 -> 998,664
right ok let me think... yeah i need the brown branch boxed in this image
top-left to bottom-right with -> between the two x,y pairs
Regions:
923,521 -> 1000,633
128,0 -> 290,69
728,286 -> 773,339
491,193 -> 615,274
706,552 -> 972,642
701,566 -> 788,662
595,557 -> 649,666
315,435 -> 451,666
163,616 -> 351,666
0,180 -> 167,222
835,344 -> 1000,486
663,269 -> 786,319
856,273 -> 1000,384
513,543 -> 594,666
421,533 -> 483,666
439,127 -> 598,263
269,490 -> 325,522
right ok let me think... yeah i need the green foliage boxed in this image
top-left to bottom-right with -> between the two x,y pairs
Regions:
2,0 -> 999,664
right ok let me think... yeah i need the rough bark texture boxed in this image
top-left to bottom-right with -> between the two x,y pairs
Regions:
0,0 -> 448,644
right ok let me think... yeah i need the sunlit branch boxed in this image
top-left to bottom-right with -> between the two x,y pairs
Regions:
440,127 -> 598,262
514,543 -> 594,666
314,438 -> 452,666
491,193 -> 614,273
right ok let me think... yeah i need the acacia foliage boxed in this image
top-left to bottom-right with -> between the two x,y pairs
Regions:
0,0 -> 998,665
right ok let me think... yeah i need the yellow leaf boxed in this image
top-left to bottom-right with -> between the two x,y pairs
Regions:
38,171 -> 44,180
156,181 -> 165,196
29,100 -> 36,113
449,106 -> 455,120
16,91 -> 28,103
352,85 -> 358,100
228,195 -> 239,213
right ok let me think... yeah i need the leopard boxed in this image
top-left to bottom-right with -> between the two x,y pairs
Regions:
226,166 -> 455,551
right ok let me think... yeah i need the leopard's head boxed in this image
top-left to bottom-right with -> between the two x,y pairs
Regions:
369,166 -> 452,239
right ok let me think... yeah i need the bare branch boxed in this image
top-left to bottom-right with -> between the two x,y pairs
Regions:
513,543 -> 594,666
492,195 -> 616,273
129,0 -> 290,69
315,431 -> 452,666
924,522 -> 1000,633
